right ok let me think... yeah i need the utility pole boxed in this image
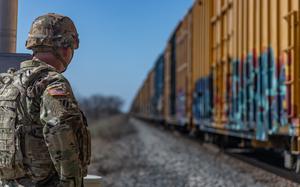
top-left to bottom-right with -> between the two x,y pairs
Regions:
0,0 -> 31,72
0,0 -> 18,53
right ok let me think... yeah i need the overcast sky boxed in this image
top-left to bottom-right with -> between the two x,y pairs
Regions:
17,0 -> 193,111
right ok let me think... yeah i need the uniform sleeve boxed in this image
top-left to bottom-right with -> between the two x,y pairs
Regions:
40,80 -> 84,187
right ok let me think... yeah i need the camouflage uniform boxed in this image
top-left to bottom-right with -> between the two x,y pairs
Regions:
0,14 -> 90,187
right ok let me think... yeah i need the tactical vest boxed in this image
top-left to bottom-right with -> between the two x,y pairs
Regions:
0,66 -> 91,181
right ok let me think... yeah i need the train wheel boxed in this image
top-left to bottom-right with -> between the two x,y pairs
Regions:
295,155 -> 300,173
283,150 -> 294,170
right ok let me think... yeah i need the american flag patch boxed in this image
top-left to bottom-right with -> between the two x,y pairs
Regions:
47,85 -> 69,96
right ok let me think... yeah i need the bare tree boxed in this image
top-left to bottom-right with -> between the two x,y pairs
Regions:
79,94 -> 124,120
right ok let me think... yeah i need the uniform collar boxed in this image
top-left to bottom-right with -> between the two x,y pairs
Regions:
20,59 -> 56,71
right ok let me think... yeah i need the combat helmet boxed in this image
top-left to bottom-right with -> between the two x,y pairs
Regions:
25,13 -> 79,68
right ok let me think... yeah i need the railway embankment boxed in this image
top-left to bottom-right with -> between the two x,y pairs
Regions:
89,117 -> 299,187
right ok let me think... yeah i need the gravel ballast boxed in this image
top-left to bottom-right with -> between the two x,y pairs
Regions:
89,117 -> 299,187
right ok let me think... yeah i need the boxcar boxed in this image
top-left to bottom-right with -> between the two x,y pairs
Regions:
153,54 -> 165,121
163,32 -> 178,125
131,0 -> 300,171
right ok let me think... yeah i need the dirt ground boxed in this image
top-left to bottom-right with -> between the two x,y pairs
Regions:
88,116 -> 299,187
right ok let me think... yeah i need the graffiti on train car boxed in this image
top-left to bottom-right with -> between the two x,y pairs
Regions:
131,0 -> 300,172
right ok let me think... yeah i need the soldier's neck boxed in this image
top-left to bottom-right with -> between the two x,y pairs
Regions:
33,54 -> 64,72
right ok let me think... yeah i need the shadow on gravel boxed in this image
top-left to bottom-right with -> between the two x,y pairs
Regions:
88,115 -> 138,186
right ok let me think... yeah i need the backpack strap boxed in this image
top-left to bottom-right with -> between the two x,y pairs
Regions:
0,73 -> 14,95
13,66 -> 57,94
0,73 -> 13,84
13,66 -> 56,124
24,66 -> 56,88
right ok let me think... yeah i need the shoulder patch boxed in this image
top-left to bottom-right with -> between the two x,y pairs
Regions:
47,84 -> 70,96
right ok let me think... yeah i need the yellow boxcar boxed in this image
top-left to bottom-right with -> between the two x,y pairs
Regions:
149,68 -> 155,118
131,0 -> 300,163
163,43 -> 172,123
191,0 -> 213,129
181,0 -> 300,155
141,75 -> 146,117
131,87 -> 141,115
164,31 -> 178,125
175,11 -> 193,126
141,81 -> 146,117
210,0 -> 234,127
205,0 -> 300,148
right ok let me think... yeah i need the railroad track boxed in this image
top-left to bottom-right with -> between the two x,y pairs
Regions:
145,120 -> 300,184
225,149 -> 300,184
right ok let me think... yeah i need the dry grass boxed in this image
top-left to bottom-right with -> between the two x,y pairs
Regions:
88,114 -> 137,179
89,114 -> 135,142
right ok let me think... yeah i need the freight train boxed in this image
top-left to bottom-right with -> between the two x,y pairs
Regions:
130,0 -> 300,172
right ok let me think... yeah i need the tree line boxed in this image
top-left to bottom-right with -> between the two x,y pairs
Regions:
79,94 -> 124,121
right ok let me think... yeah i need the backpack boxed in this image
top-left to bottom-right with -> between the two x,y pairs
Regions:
0,72 -> 26,179
0,67 -> 91,180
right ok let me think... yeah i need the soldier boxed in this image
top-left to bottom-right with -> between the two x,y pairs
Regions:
0,13 -> 91,187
